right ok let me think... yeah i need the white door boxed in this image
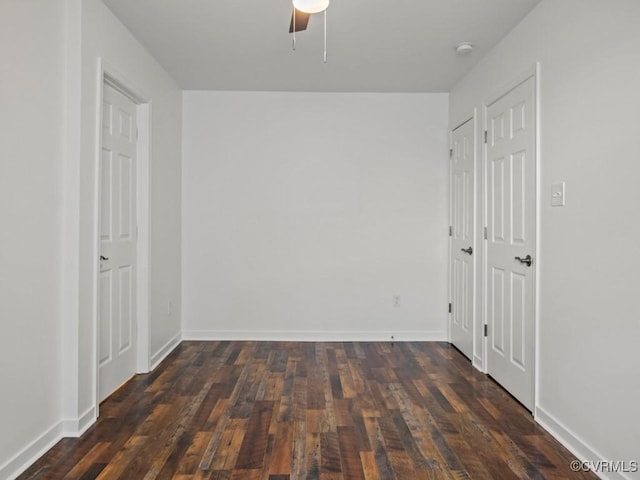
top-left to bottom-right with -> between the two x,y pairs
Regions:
99,83 -> 138,402
485,76 -> 536,410
450,119 -> 475,360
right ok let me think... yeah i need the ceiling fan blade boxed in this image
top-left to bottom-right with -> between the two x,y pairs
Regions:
289,8 -> 310,33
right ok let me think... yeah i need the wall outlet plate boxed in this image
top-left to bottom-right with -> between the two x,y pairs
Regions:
551,182 -> 565,207
392,295 -> 401,307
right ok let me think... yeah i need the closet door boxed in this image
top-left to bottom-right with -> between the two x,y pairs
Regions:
485,75 -> 536,410
450,118 -> 475,360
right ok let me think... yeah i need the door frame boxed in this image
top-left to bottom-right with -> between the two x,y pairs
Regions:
481,63 -> 541,410
448,114 -> 478,361
93,58 -> 152,414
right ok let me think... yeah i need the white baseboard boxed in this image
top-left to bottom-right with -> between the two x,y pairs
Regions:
535,405 -> 632,480
150,331 -> 183,370
62,405 -> 96,438
0,421 -> 63,480
1,405 -> 99,480
182,330 -> 447,342
2,333 -> 181,480
472,354 -> 485,372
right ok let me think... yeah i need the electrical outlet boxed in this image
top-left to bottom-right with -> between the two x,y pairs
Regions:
392,295 -> 401,307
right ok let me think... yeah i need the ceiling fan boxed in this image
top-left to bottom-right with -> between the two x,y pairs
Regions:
288,0 -> 328,33
288,8 -> 310,33
288,0 -> 329,61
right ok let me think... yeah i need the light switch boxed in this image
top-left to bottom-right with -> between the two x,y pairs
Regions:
551,182 -> 565,207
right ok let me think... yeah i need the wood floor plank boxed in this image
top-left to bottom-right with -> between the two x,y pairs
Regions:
94,435 -> 148,479
359,451 -> 379,480
320,431 -> 342,476
336,426 -> 365,479
199,344 -> 256,470
362,417 -> 396,480
61,442 -> 111,480
269,421 -> 294,476
235,401 -> 274,470
19,341 -> 599,480
305,431 -> 321,479
173,431 -> 213,475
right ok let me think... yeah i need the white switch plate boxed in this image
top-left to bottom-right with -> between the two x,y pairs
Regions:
551,182 -> 565,207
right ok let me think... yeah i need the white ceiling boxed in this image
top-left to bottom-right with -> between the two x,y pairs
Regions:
102,0 -> 541,92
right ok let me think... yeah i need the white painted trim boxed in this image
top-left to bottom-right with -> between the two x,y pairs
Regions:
533,62 -> 542,412
150,332 -> 183,370
92,59 -> 104,422
483,64 -> 539,109
61,405 -> 96,438
480,102 -> 489,375
535,406 -> 631,480
0,421 -> 63,480
136,103 -> 152,374
95,58 -> 152,416
469,112 -> 479,371
472,354 -> 483,371
2,406 -> 96,479
451,116 -> 474,132
182,330 -> 447,342
447,128 -> 453,344
61,0 -> 82,432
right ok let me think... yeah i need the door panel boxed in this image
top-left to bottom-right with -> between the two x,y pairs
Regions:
486,76 -> 536,410
99,270 -> 112,366
99,83 -> 137,402
450,119 -> 475,360
118,265 -> 133,352
491,156 -> 506,243
491,266 -> 505,354
511,272 -> 526,369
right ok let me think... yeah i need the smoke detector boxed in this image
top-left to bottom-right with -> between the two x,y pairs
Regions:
455,42 -> 474,55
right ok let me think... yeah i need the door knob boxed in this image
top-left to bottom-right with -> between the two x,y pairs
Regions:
461,247 -> 473,255
514,254 -> 532,267
100,255 -> 109,261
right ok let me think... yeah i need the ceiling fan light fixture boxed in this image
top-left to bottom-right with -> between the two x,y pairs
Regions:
292,0 -> 329,14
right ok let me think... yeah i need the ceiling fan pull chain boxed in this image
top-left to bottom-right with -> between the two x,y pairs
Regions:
292,7 -> 297,50
323,9 -> 327,63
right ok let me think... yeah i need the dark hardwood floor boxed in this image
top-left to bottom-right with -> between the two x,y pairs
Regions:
19,341 -> 595,479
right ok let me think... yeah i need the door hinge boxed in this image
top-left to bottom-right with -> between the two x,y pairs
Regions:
448,303 -> 452,314
484,130 -> 488,144
449,225 -> 453,237
484,226 -> 488,240
484,324 -> 488,337
449,148 -> 453,159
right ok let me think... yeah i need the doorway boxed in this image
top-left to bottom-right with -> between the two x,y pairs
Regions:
96,62 -> 151,406
98,82 -> 139,401
449,117 -> 476,361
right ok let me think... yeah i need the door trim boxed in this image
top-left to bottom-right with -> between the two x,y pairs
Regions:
94,58 -> 151,414
481,63 -> 540,412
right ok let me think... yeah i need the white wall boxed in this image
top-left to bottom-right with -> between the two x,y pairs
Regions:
72,0 -> 183,422
0,0 -> 183,477
183,92 -> 449,340
0,1 -> 66,477
450,1 -> 640,478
